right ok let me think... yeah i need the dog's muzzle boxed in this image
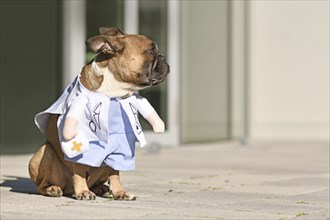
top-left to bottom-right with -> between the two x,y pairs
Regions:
149,55 -> 170,86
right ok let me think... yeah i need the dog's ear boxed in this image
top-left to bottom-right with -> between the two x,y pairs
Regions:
86,35 -> 124,54
99,27 -> 126,36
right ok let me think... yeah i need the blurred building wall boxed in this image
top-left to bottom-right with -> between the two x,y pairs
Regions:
249,1 -> 329,141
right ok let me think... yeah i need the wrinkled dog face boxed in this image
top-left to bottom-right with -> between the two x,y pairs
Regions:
86,27 -> 169,90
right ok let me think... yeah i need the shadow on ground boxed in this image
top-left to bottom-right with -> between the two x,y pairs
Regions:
0,176 -> 37,195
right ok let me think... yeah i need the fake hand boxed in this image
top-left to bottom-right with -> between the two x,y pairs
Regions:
146,111 -> 165,133
152,121 -> 165,133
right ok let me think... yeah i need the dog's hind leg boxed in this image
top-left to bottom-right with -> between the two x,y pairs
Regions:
39,185 -> 63,197
29,143 -> 68,197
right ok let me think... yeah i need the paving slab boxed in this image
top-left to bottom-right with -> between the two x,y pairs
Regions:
1,141 -> 329,219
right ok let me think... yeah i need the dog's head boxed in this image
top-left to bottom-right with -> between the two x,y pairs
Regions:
81,27 -> 169,96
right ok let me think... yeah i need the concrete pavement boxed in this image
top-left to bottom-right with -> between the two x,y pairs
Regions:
1,141 -> 329,219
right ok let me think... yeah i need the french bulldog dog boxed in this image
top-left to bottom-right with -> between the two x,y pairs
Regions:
28,27 -> 169,200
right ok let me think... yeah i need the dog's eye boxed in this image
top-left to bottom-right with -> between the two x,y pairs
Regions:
147,48 -> 157,55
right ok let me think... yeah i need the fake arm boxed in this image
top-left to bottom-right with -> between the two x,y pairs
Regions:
62,96 -> 88,140
135,94 -> 165,133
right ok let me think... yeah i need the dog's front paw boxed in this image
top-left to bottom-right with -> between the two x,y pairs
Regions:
75,190 -> 96,200
111,190 -> 136,201
46,185 -> 63,197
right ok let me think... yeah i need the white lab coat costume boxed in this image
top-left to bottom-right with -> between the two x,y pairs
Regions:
34,75 -> 154,161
